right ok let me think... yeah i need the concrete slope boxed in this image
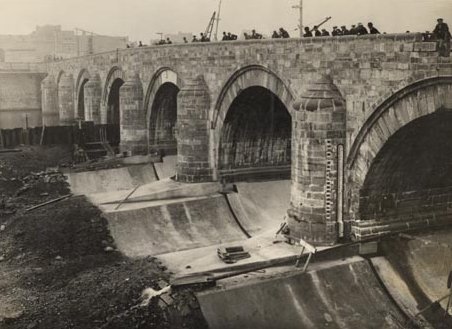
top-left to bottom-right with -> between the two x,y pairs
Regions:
373,229 -> 452,328
66,164 -> 157,195
87,178 -> 221,213
197,257 -> 406,329
104,194 -> 248,257
227,180 -> 290,235
154,155 -> 177,180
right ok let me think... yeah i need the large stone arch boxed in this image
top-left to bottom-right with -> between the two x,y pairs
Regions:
144,68 -> 182,153
101,66 -> 125,124
75,69 -> 91,120
211,65 -> 295,179
347,76 -> 452,222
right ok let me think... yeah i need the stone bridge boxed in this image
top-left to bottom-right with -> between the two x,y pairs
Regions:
36,33 -> 452,246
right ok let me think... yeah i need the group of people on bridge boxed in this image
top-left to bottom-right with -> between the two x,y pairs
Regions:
303,22 -> 380,37
129,18 -> 450,57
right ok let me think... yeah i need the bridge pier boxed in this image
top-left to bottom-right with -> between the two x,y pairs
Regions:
58,74 -> 75,126
41,76 -> 59,126
176,76 -> 212,183
119,74 -> 147,155
287,76 -> 346,246
83,74 -> 102,124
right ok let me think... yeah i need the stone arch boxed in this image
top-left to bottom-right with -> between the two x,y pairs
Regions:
212,65 -> 295,180
144,68 -> 182,153
347,76 -> 452,220
101,66 -> 125,125
210,65 -> 295,179
212,65 -> 295,133
102,66 -> 125,106
75,69 -> 91,120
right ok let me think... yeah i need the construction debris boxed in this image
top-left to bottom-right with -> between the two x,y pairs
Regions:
217,246 -> 251,264
24,194 -> 72,213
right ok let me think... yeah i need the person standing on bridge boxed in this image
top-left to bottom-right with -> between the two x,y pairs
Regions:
356,23 -> 368,35
433,18 -> 451,57
222,32 -> 229,41
272,30 -> 280,39
368,22 -> 380,34
321,29 -> 330,36
313,26 -> 322,37
332,26 -> 342,36
279,27 -> 290,38
303,27 -> 313,37
341,26 -> 350,35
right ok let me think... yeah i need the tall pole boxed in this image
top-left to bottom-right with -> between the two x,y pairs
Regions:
214,0 -> 223,41
292,0 -> 303,38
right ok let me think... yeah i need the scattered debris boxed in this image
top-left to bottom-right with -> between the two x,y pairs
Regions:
0,149 -> 22,154
217,246 -> 251,264
140,285 -> 172,307
104,246 -> 114,252
294,238 -> 317,272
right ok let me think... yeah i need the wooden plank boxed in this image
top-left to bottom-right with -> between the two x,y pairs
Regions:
25,194 -> 73,212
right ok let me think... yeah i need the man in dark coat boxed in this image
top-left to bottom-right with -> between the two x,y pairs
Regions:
356,23 -> 368,35
368,22 -> 380,34
341,26 -> 350,35
279,27 -> 290,38
433,18 -> 451,57
303,27 -> 313,37
313,26 -> 322,37
332,26 -> 342,36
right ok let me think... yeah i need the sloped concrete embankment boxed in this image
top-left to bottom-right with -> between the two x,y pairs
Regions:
372,229 -> 452,328
197,257 -> 407,329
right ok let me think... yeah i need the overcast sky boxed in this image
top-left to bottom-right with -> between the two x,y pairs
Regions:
0,0 -> 451,41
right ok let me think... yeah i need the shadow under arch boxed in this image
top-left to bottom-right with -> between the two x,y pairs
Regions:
346,76 -> 452,223
143,68 -> 182,154
212,65 -> 295,181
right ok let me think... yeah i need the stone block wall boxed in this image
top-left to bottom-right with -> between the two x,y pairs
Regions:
0,72 -> 45,129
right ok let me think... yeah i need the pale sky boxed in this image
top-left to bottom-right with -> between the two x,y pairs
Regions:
0,0 -> 451,42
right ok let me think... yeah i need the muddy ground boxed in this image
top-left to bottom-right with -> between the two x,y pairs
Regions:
0,146 -> 207,329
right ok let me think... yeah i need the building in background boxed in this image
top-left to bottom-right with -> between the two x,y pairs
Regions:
0,25 -> 128,63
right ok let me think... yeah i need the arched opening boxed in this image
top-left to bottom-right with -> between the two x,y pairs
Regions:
149,82 -> 179,154
359,111 -> 452,221
219,86 -> 291,181
106,78 -> 124,146
77,78 -> 89,121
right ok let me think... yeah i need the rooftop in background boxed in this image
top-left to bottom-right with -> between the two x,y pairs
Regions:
0,25 -> 128,63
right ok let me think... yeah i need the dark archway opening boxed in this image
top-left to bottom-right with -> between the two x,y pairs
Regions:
219,86 -> 291,181
77,79 -> 89,121
106,78 -> 124,146
149,82 -> 179,155
360,111 -> 452,221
